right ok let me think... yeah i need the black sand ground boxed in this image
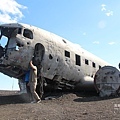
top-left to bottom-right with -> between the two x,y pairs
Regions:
0,90 -> 120,120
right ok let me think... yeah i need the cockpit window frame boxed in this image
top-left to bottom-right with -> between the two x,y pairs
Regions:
23,29 -> 33,39
18,28 -> 22,34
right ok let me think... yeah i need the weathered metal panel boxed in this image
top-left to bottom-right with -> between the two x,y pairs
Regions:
94,66 -> 120,97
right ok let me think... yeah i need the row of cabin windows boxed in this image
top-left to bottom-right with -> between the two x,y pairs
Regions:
65,50 -> 101,69
17,28 -> 101,69
85,59 -> 96,67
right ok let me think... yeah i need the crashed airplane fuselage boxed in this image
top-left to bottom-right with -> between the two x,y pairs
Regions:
0,23 -> 109,91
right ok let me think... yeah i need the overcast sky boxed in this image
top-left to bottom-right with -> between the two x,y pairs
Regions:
0,0 -> 120,90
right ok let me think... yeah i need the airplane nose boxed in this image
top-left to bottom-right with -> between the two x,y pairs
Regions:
0,46 -> 4,58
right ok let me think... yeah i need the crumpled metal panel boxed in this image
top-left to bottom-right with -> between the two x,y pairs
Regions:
2,46 -> 33,70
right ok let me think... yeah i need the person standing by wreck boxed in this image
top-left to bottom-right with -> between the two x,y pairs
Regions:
28,60 -> 41,103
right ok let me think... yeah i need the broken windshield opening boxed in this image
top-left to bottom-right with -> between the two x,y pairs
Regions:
7,37 -> 16,49
0,27 -> 22,49
0,36 -> 8,48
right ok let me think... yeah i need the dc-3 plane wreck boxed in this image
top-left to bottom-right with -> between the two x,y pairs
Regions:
0,23 -> 120,97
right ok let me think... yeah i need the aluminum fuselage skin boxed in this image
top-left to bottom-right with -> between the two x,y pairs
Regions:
0,23 -> 109,90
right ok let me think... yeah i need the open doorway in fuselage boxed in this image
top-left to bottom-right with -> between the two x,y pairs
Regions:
33,43 -> 45,65
34,43 -> 45,99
